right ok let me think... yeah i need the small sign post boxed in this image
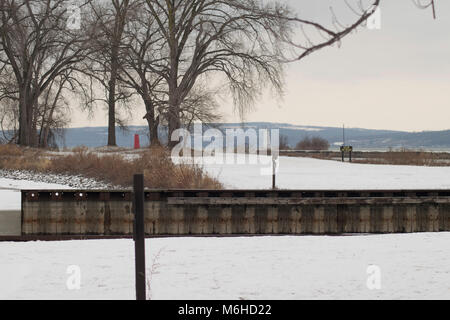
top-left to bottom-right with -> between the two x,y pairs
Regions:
133,174 -> 146,300
340,125 -> 353,162
340,146 -> 353,163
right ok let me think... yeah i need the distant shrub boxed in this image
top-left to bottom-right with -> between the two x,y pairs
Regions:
296,136 -> 330,151
279,135 -> 290,150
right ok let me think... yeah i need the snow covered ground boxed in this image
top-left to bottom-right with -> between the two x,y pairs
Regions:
0,169 -> 117,210
0,233 -> 449,300
0,177 -> 71,210
178,155 -> 450,190
1,156 -> 449,300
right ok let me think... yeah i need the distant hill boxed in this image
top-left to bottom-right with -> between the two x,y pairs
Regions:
57,123 -> 450,150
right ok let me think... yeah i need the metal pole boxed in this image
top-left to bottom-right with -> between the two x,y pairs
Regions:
272,156 -> 276,189
272,172 -> 276,190
343,124 -> 345,146
133,174 -> 146,300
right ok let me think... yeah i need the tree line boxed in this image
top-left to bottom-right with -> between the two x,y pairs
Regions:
0,0 -> 380,148
279,135 -> 330,151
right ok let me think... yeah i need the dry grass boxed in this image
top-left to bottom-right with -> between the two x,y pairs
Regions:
353,148 -> 450,166
0,144 -> 25,157
0,145 -> 47,170
0,145 -> 222,189
281,148 -> 450,166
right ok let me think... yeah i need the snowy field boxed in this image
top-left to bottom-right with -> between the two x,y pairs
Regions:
1,156 -> 450,299
180,155 -> 450,190
0,233 -> 449,300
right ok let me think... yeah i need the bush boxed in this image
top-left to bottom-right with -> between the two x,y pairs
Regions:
279,135 -> 290,150
0,145 -> 222,189
296,136 -> 330,151
0,144 -> 24,157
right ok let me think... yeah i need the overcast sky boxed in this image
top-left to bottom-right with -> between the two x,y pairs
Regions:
70,0 -> 450,132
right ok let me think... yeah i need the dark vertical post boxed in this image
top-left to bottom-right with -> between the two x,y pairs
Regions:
133,174 -> 146,300
349,151 -> 352,163
272,156 -> 276,190
342,151 -> 344,162
272,172 -> 276,190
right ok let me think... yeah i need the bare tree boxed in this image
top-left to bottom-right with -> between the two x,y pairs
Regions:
0,0 -> 382,149
0,66 -> 90,147
35,71 -> 73,148
0,66 -> 18,142
0,98 -> 19,144
121,2 -> 225,145
0,0 -> 96,147
119,2 -> 166,146
84,0 -> 139,146
179,84 -> 223,131
143,0 -> 380,147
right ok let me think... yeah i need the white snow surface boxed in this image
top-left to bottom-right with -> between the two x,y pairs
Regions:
0,169 -> 117,210
0,177 -> 71,210
176,155 -> 450,190
0,169 -> 116,190
1,156 -> 450,300
0,233 -> 449,300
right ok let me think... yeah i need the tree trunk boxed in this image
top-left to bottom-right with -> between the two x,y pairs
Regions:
143,99 -> 159,146
167,110 -> 179,148
18,88 -> 34,147
107,66 -> 118,147
18,90 -> 29,146
107,83 -> 117,147
167,50 -> 181,148
31,99 -> 39,147
167,102 -> 181,148
167,84 -> 181,148
42,104 -> 56,149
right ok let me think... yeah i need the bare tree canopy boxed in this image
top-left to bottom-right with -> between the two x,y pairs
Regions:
0,0 -> 96,146
0,0 -> 381,148
141,0 -> 380,147
289,0 -> 380,60
83,0 -> 139,146
119,1 -> 166,146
